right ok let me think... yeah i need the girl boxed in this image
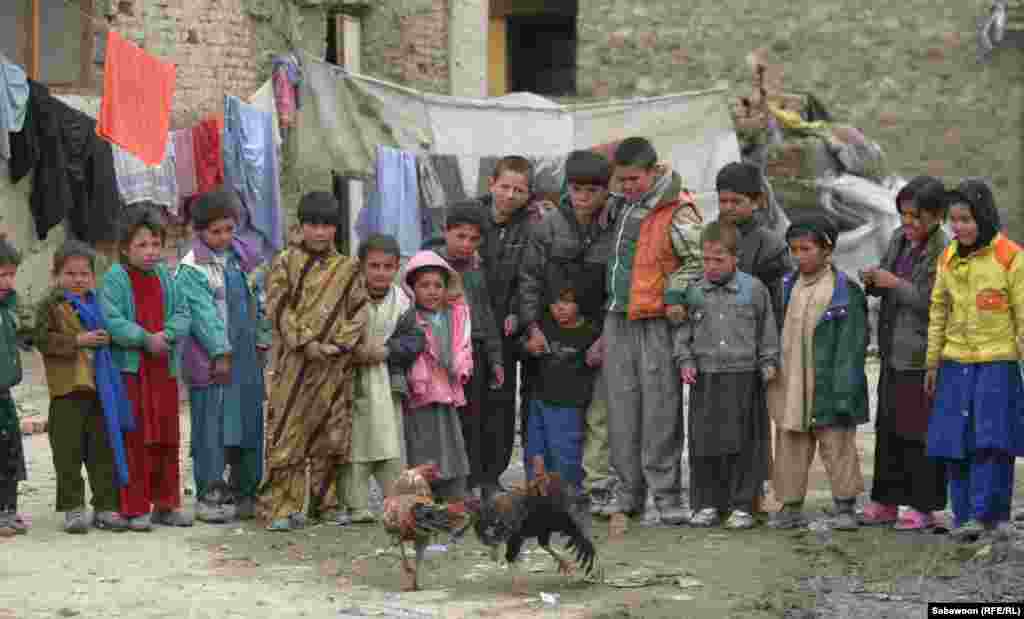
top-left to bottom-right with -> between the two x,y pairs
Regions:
35,241 -> 135,533
401,250 -> 473,500
860,177 -> 949,530
767,213 -> 869,530
176,190 -> 268,523
0,237 -> 25,537
925,179 -> 1024,542
100,207 -> 192,531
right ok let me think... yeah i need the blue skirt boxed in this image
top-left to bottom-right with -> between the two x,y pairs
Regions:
927,360 -> 1024,460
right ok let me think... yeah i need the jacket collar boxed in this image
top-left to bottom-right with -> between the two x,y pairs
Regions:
783,267 -> 851,322
190,235 -> 259,272
0,290 -> 17,310
698,272 -> 739,292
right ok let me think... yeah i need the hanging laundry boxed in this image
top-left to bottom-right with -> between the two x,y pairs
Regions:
223,95 -> 283,254
61,103 -> 124,243
0,59 -> 29,159
172,128 -> 197,201
372,146 -> 421,257
192,115 -> 224,193
112,138 -> 178,213
271,54 -> 301,128
96,31 -> 175,166
248,80 -> 283,147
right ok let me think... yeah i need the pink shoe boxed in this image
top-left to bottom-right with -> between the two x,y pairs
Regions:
894,510 -> 935,531
859,502 -> 898,525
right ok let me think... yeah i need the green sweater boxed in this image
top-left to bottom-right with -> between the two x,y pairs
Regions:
0,291 -> 22,392
99,262 -> 190,377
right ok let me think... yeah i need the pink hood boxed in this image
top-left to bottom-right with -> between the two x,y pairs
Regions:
401,250 -> 456,301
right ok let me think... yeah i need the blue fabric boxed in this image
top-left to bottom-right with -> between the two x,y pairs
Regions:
524,399 -> 584,490
366,146 -> 421,257
65,291 -> 135,487
223,95 -> 283,257
188,253 -> 264,497
0,61 -> 29,133
928,361 -> 1024,459
947,450 -> 1015,525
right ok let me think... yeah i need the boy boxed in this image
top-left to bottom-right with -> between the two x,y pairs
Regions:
261,191 -> 369,532
675,222 -> 779,529
603,137 -> 703,531
324,234 -> 425,526
715,162 -> 791,328
519,150 -> 618,515
522,285 -> 600,492
424,202 -> 504,497
0,237 -> 26,536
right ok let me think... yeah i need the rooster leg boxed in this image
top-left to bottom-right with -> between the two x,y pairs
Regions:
398,542 -> 418,592
541,544 -> 575,576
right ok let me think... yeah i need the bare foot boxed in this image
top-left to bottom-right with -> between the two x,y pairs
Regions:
556,558 -> 576,576
400,566 -> 418,592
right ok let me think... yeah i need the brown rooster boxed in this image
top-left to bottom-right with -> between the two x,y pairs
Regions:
381,463 -> 478,591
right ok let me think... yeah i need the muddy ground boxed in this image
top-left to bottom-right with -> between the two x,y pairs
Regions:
3,354 -> 1023,619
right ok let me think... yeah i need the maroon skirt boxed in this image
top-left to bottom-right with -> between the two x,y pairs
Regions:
877,367 -> 932,440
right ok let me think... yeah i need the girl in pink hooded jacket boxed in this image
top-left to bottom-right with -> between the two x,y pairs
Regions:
401,250 -> 474,499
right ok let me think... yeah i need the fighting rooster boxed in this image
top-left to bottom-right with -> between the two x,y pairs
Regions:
381,463 -> 477,591
471,469 -> 597,581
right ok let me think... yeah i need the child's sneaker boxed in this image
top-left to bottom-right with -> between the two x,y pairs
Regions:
0,511 -> 17,537
127,513 -> 153,532
153,508 -> 194,527
9,513 -> 29,534
893,509 -> 935,532
768,504 -> 806,529
64,509 -> 90,534
724,510 -> 756,530
859,502 -> 898,526
94,511 -> 129,531
689,507 -> 720,528
950,519 -> 985,543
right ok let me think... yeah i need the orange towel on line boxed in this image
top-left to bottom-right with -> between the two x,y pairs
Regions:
97,30 -> 176,167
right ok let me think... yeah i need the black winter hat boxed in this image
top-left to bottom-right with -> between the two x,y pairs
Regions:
785,212 -> 839,248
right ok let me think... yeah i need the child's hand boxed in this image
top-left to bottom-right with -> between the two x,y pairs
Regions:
304,341 -> 325,361
213,355 -> 232,384
585,336 -> 604,368
761,366 -> 777,383
77,330 -> 110,348
680,367 -> 697,385
666,304 -> 688,325
504,315 -> 518,337
145,331 -> 168,355
525,325 -> 549,355
924,368 -> 938,397
489,364 -> 505,390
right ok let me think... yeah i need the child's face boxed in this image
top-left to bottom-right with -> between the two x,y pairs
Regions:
568,183 -> 609,220
301,222 -> 337,253
413,271 -> 446,311
550,297 -> 579,327
899,204 -> 941,244
200,217 -> 236,252
0,264 -> 17,300
445,224 -> 482,261
615,165 -> 657,203
789,236 -> 830,276
124,227 -> 163,271
362,249 -> 400,298
702,241 -> 737,283
57,256 -> 96,297
488,171 -> 530,218
718,191 -> 758,226
949,204 -> 979,247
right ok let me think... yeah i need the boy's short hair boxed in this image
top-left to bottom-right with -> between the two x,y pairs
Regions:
358,234 -> 401,262
613,137 -> 658,170
297,191 -> 341,226
445,201 -> 486,231
555,286 -> 577,304
119,205 -> 167,249
53,240 -> 98,275
715,162 -> 763,198
0,237 -> 22,267
701,221 -> 739,255
191,189 -> 241,230
906,179 -> 949,217
565,150 -> 612,188
492,155 -> 533,185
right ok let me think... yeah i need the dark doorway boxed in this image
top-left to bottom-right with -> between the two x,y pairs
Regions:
506,14 -> 577,96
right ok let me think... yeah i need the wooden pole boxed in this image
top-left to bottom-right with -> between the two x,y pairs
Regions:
29,0 -> 40,80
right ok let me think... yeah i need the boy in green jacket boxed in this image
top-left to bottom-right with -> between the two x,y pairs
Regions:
0,237 -> 26,536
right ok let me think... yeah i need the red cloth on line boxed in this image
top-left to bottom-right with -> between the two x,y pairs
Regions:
192,115 -> 224,192
96,30 -> 176,166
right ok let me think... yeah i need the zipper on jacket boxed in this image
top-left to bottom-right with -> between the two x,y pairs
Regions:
609,202 -> 637,313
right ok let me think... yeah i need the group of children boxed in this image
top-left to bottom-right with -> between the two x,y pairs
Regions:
0,136 -> 1020,543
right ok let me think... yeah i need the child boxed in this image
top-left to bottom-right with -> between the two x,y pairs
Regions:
521,285 -> 600,492
100,207 -> 193,531
674,222 -> 779,529
0,237 -> 26,537
35,241 -> 135,533
766,213 -> 869,531
176,189 -> 268,524
925,179 -> 1024,542
425,202 -> 504,497
401,250 -> 473,500
859,177 -> 949,530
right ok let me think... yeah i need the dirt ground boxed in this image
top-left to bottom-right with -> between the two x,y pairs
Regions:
3,353 -> 1023,619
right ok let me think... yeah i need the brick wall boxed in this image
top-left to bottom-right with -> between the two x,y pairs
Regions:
363,0 -> 450,94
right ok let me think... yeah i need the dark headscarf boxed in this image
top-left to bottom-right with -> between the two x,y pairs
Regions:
716,162 -> 762,197
785,212 -> 839,249
950,178 -> 1000,255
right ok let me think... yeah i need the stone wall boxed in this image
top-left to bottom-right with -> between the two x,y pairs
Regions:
575,0 -> 1023,237
361,0 -> 451,93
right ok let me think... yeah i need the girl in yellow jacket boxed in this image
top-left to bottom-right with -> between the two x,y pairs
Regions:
925,179 -> 1024,543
